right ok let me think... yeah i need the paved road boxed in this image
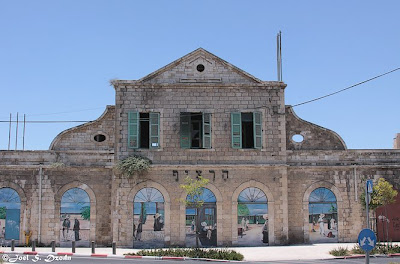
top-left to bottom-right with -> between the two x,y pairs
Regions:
2,253 -> 400,264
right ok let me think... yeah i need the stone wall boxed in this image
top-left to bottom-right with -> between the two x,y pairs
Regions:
50,106 -> 115,151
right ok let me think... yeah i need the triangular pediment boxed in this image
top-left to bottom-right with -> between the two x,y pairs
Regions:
138,48 -> 262,84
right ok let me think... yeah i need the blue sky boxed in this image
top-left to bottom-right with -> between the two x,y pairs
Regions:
1,1 -> 399,150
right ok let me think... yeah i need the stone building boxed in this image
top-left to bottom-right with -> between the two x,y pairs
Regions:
0,48 -> 399,247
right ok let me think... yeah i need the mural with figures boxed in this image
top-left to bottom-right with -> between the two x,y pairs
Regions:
185,188 -> 217,247
0,188 -> 21,242
133,188 -> 165,248
60,188 -> 90,244
308,188 -> 338,242
237,187 -> 268,246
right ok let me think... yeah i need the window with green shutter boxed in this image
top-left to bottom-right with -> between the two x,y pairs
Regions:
149,112 -> 160,149
128,111 -> 139,148
253,112 -> 262,149
180,112 -> 212,149
231,112 -> 262,149
128,111 -> 160,149
231,112 -> 242,149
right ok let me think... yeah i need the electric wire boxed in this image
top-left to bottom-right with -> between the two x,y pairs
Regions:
292,67 -> 400,107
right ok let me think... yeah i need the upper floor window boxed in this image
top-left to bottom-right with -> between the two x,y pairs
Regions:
231,112 -> 262,149
180,112 -> 211,149
128,111 -> 160,149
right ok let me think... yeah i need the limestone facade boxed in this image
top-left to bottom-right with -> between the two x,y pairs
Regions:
0,48 -> 399,246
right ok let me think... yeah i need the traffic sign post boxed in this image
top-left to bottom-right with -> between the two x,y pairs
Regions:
358,228 -> 377,264
363,180 -> 374,264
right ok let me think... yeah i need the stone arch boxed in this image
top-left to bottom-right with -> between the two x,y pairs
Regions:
55,181 -> 97,243
179,182 -> 223,246
0,181 -> 27,242
302,181 -> 343,243
231,180 -> 276,246
127,181 -> 171,246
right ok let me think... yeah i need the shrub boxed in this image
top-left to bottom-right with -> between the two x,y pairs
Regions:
329,247 -> 350,256
115,155 -> 151,178
125,248 -> 244,261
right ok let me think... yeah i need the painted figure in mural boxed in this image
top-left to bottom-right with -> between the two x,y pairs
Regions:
62,215 -> 70,240
73,218 -> 80,241
262,220 -> 268,243
0,227 -> 5,245
133,222 -> 136,240
191,219 -> 195,232
330,218 -> 336,230
245,218 -> 249,231
153,213 -> 164,231
136,221 -> 143,241
318,214 -> 325,236
241,217 -> 246,233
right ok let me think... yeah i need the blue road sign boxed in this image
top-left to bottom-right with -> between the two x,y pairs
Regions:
366,180 -> 373,194
358,229 -> 377,252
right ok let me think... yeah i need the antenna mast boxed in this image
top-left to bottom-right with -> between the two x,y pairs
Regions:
277,31 -> 282,81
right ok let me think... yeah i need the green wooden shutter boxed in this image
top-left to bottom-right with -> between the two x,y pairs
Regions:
253,112 -> 262,149
149,112 -> 160,149
202,113 -> 212,149
180,113 -> 190,149
231,112 -> 242,149
128,111 -> 139,149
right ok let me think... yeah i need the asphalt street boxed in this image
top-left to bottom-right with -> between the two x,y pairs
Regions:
2,253 -> 400,264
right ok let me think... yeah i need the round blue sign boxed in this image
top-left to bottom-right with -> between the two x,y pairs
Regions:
358,228 -> 377,252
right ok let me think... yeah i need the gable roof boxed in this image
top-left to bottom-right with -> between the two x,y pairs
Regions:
137,48 -> 263,84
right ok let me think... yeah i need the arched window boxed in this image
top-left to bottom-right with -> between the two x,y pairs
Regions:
0,188 -> 21,240
133,188 -> 165,247
308,187 -> 338,242
237,187 -> 268,246
60,188 -> 90,243
185,188 -> 217,247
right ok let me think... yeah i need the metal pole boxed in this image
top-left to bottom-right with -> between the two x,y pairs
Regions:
112,241 -> 116,255
15,112 -> 19,150
366,182 -> 370,264
51,240 -> 55,252
91,241 -> 95,254
72,240 -> 76,253
11,239 -> 15,251
32,239 -> 36,251
8,113 -> 12,150
23,114 -> 26,150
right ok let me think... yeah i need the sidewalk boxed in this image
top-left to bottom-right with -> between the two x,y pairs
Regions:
0,243 -> 361,262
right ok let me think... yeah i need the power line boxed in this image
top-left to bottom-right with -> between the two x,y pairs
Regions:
292,67 -> 400,107
0,121 -> 90,123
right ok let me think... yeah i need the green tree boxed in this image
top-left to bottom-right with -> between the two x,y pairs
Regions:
360,178 -> 397,210
80,206 -> 90,220
360,178 -> 397,242
237,204 -> 250,217
180,176 -> 209,248
0,207 -> 6,219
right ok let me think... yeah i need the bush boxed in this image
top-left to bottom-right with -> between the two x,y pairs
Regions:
125,248 -> 244,261
351,243 -> 400,255
329,247 -> 350,257
115,155 -> 151,178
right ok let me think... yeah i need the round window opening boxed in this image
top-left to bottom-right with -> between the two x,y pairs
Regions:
292,134 -> 304,143
94,134 -> 106,142
196,64 -> 205,72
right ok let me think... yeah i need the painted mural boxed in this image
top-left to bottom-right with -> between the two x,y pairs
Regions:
185,188 -> 217,247
0,188 -> 21,242
60,188 -> 90,244
133,187 -> 165,248
236,187 -> 268,246
308,187 -> 338,243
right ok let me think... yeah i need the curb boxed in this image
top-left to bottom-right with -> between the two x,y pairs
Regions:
0,251 -> 238,262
